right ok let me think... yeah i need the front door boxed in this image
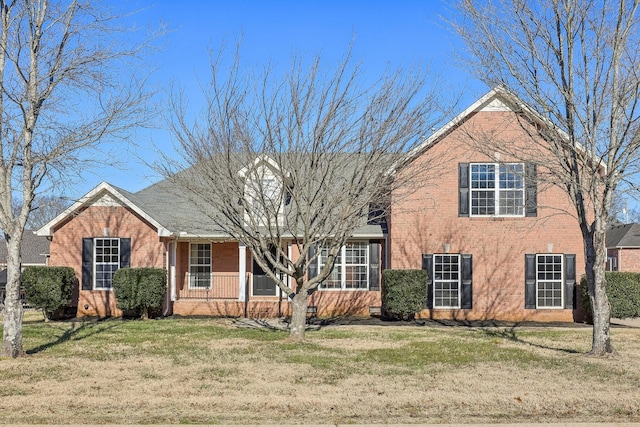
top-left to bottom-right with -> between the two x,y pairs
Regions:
252,247 -> 278,296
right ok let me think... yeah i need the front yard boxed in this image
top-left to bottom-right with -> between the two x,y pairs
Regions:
1,312 -> 639,424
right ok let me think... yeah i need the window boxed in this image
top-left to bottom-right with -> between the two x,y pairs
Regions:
94,238 -> 120,290
81,237 -> 130,291
470,163 -> 525,216
525,253 -> 574,310
189,243 -> 211,289
319,242 -> 369,290
536,254 -> 563,308
433,254 -> 461,308
422,253 -> 473,310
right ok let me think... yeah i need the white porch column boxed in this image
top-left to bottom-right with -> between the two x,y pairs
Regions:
170,240 -> 177,301
287,241 -> 293,293
239,243 -> 247,302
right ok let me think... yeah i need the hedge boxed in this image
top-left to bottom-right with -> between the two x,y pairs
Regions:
580,272 -> 640,320
22,266 -> 76,320
381,269 -> 426,320
113,268 -> 166,319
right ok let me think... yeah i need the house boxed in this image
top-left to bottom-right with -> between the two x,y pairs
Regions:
0,231 -> 51,304
36,175 -> 385,318
606,222 -> 640,272
389,87 -> 584,322
36,87 -> 586,321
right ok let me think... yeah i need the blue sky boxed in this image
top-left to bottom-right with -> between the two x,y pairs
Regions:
74,0 -> 487,199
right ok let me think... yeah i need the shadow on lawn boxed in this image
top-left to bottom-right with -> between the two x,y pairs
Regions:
26,318 -> 120,355
477,325 -> 582,354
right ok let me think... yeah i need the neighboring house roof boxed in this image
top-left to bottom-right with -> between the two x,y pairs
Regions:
606,223 -> 640,248
0,231 -> 50,266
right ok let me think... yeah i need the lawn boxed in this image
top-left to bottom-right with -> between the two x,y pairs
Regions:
1,311 -> 639,424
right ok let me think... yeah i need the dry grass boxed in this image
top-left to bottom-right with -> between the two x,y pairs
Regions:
1,311 -> 639,424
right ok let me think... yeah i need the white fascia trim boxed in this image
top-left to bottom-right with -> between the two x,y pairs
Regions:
238,154 -> 280,177
36,182 -> 172,237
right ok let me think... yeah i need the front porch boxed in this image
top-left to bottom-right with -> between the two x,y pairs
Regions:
167,239 -> 383,318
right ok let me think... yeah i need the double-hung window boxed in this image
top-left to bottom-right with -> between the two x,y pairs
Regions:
94,238 -> 120,290
189,243 -> 211,289
470,163 -> 525,216
433,254 -> 461,308
525,253 -> 575,310
536,254 -> 563,308
319,242 -> 369,290
81,237 -> 130,291
422,253 -> 473,310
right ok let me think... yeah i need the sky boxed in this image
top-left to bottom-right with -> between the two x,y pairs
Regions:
71,0 -> 487,200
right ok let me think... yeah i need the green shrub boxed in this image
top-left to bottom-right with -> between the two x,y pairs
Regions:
113,268 -> 166,319
22,266 -> 76,320
382,269 -> 426,320
580,272 -> 640,320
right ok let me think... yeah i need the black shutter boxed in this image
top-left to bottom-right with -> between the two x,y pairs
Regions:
120,238 -> 131,268
308,245 -> 318,279
368,241 -> 380,291
459,163 -> 470,217
422,254 -> 433,309
565,253 -> 576,309
525,254 -> 537,309
82,238 -> 93,290
525,163 -> 537,217
461,254 -> 473,309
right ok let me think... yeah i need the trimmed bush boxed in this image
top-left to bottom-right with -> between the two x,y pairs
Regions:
113,268 -> 166,319
382,269 -> 426,320
580,272 -> 640,320
22,266 -> 76,320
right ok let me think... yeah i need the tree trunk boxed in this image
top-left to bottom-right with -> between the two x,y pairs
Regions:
289,291 -> 308,341
584,230 -> 614,355
2,237 -> 25,358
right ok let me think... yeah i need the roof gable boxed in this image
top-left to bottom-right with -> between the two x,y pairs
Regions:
36,182 -> 172,237
393,86 -> 602,173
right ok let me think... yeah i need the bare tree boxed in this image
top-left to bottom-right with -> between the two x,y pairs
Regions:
10,194 -> 68,229
452,0 -> 640,355
0,0 -> 155,357
162,46 -> 448,340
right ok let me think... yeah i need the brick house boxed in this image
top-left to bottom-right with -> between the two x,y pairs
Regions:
37,87 -> 585,321
606,222 -> 640,272
389,87 -> 584,322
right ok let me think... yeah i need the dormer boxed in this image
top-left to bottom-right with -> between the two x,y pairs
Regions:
239,155 -> 290,227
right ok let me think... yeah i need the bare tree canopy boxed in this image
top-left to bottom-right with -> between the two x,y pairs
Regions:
162,45 -> 450,340
0,0 -> 157,357
452,0 -> 640,355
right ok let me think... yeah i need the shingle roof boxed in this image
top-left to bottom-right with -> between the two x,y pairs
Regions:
0,231 -> 50,265
606,223 -> 640,248
127,154 -> 387,238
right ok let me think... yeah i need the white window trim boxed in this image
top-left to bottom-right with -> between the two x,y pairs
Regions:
535,253 -> 564,309
319,241 -> 369,291
470,162 -> 525,218
433,254 -> 461,309
189,243 -> 212,290
93,237 -> 120,290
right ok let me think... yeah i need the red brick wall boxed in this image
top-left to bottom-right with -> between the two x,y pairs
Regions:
48,205 -> 165,317
617,248 -> 640,272
390,110 -> 584,322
